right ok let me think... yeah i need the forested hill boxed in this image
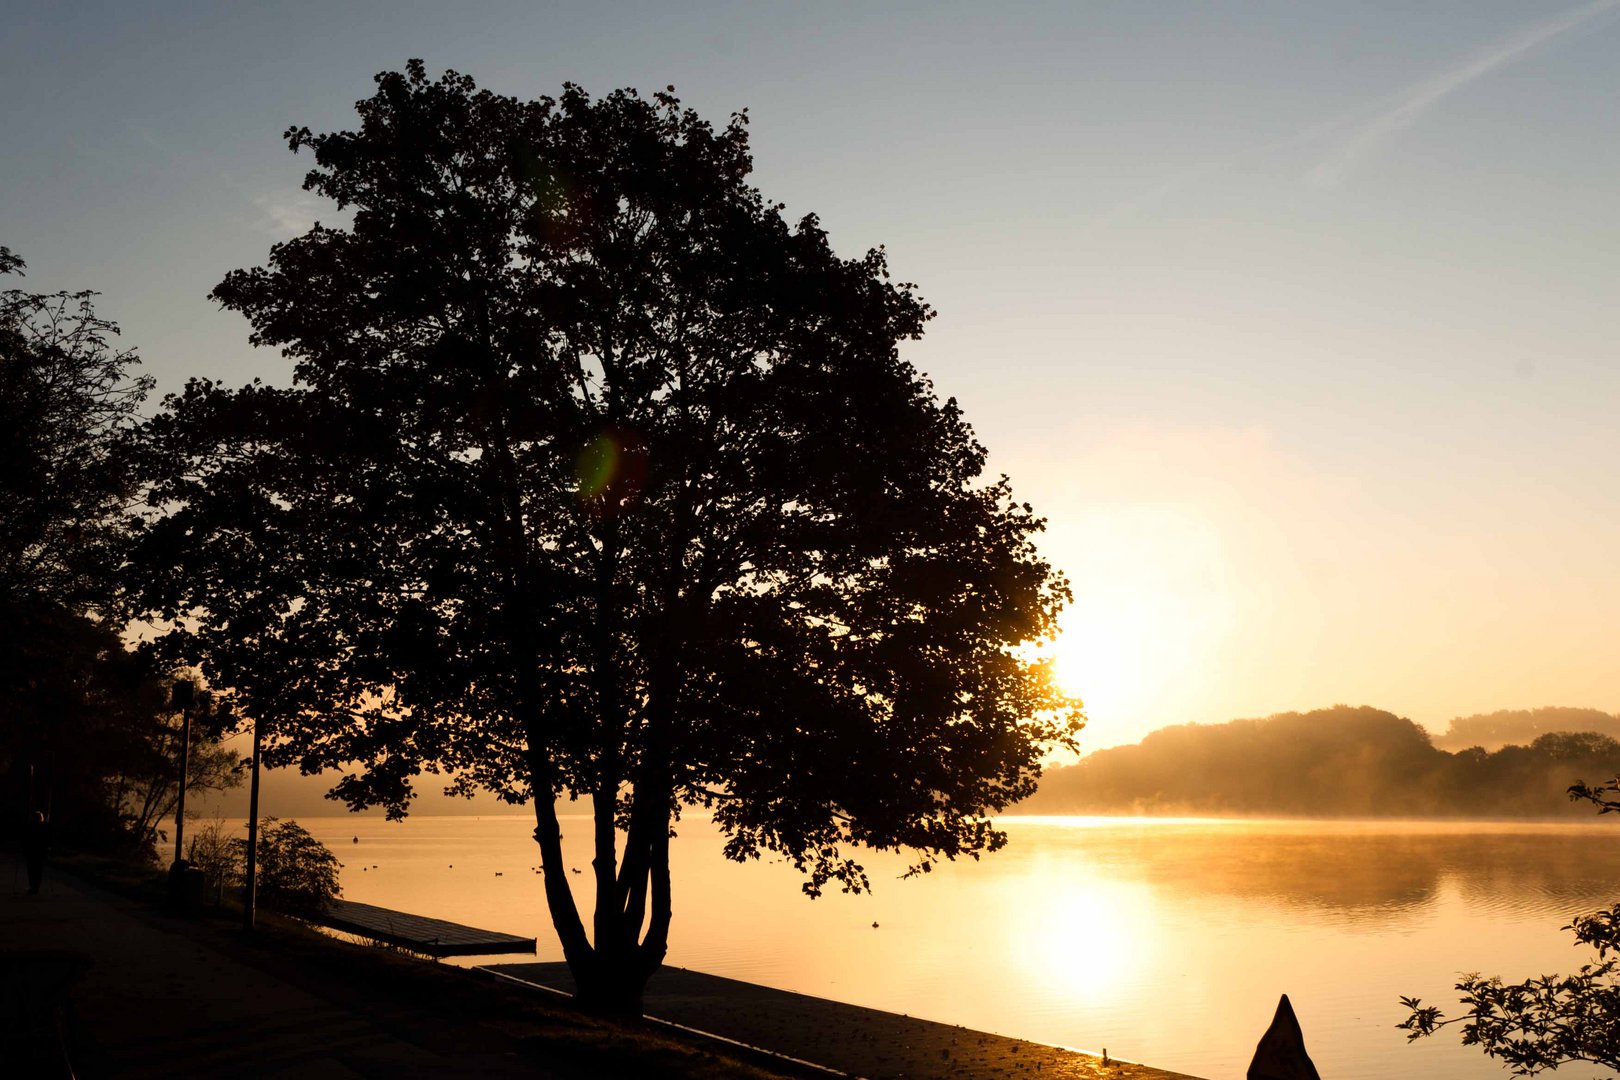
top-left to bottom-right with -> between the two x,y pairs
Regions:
1017,705 -> 1620,818
1433,707 -> 1620,751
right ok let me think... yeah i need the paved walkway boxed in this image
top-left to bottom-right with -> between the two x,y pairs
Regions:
1,856 -> 1207,1080
0,854 -> 552,1078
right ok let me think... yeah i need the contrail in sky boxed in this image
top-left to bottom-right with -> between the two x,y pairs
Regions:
1309,0 -> 1620,186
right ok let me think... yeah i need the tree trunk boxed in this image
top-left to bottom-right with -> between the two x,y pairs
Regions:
529,760 -> 674,1017
570,953 -> 660,1016
569,823 -> 671,1015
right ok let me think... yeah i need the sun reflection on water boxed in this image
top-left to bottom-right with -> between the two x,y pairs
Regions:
1004,876 -> 1157,1008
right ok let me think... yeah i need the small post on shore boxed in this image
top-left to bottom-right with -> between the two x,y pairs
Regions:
243,717 -> 262,932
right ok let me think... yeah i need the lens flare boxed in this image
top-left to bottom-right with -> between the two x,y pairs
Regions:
575,431 -> 620,498
573,427 -> 648,515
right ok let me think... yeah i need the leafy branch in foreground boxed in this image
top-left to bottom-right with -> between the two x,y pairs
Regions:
1568,774 -> 1620,815
1397,780 -> 1620,1073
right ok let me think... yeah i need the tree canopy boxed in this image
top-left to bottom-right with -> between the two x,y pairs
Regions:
131,62 -> 1079,1011
0,247 -> 227,853
1433,707 -> 1620,752
0,247 -> 151,611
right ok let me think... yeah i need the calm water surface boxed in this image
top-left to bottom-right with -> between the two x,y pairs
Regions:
260,814 -> 1620,1079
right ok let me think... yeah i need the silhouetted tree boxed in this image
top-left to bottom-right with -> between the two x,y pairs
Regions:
0,247 -> 151,611
110,674 -> 240,857
0,248 -> 161,844
0,608 -> 238,855
131,62 -> 1079,1013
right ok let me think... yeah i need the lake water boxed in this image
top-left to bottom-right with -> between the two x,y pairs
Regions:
245,814 -> 1620,1079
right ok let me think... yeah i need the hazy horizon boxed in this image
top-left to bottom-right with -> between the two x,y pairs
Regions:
197,701 -> 1620,821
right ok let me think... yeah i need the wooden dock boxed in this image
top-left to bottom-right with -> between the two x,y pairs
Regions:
316,899 -> 536,958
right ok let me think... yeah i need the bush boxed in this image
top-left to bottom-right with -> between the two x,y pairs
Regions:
248,818 -> 340,916
185,816 -> 244,904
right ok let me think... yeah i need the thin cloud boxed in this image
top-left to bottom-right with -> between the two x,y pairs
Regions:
1077,162 -> 1221,236
1310,0 -> 1620,186
252,193 -> 319,238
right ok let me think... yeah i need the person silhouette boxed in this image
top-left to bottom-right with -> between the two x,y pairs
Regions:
24,811 -> 48,894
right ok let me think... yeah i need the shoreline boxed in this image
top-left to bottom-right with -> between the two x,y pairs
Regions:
486,960 -> 1205,1080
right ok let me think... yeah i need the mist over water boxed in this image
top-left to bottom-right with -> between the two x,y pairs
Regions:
255,814 -> 1620,1079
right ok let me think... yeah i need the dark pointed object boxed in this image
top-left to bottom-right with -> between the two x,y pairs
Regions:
1248,994 -> 1321,1080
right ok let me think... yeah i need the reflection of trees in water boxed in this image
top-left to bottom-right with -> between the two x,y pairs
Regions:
1057,827 -> 1620,920
1443,833 -> 1620,913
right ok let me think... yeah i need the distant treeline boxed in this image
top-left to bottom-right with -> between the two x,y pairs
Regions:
1432,707 -> 1620,752
1018,705 -> 1620,818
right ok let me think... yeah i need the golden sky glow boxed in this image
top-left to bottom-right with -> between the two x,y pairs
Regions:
8,2 -> 1619,754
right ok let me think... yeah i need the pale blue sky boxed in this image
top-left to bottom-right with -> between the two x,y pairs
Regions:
6,1 -> 1619,747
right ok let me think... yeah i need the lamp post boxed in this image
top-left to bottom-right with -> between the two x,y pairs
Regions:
170,679 -> 194,870
243,717 -> 261,932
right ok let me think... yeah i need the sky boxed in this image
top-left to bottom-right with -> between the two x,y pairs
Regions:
6,1 -> 1620,753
